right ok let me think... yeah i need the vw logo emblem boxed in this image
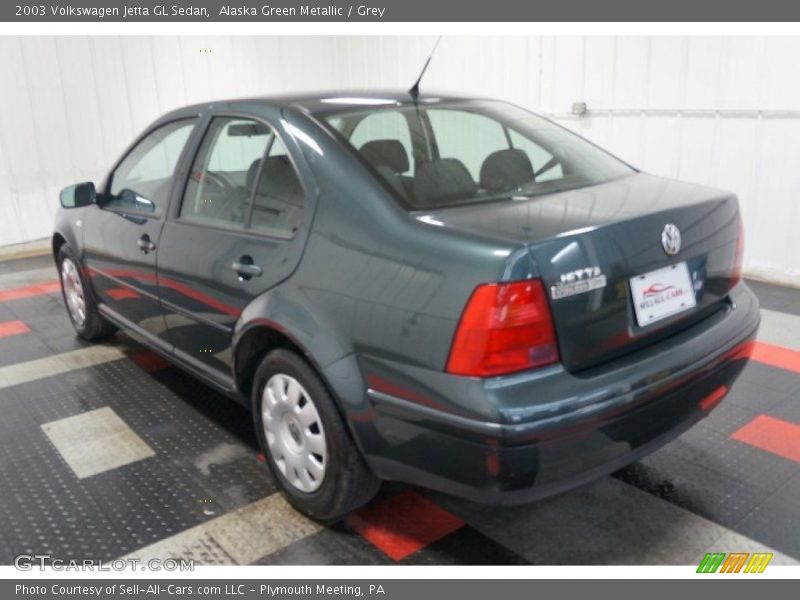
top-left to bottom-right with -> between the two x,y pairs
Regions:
661,224 -> 682,256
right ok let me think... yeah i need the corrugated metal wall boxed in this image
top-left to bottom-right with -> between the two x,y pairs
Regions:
1,36 -> 799,285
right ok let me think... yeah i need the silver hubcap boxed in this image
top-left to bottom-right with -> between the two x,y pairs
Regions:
61,258 -> 86,327
261,374 -> 327,493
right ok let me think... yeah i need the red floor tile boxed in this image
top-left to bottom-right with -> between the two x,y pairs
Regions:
0,319 -> 30,339
751,341 -> 800,374
731,414 -> 800,463
0,281 -> 60,302
129,350 -> 172,372
346,490 -> 464,561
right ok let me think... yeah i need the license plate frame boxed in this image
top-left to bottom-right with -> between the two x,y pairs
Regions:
630,262 -> 696,327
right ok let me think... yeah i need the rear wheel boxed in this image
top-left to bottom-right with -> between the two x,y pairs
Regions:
57,245 -> 116,341
253,349 -> 380,522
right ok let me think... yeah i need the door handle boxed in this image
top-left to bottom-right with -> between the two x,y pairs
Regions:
231,257 -> 262,281
137,235 -> 156,254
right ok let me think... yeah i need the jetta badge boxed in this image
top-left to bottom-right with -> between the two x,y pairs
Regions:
550,266 -> 607,300
661,223 -> 682,256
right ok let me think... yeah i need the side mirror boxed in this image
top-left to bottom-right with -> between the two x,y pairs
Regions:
60,182 -> 96,209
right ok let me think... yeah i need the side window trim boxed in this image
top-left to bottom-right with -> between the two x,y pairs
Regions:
103,117 -> 199,219
173,115 -> 215,221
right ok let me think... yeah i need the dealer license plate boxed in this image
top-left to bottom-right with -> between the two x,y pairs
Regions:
629,262 -> 696,327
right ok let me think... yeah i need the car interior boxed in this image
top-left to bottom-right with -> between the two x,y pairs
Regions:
334,107 -> 571,209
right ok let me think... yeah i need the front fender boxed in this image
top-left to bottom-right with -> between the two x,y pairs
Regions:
52,206 -> 87,260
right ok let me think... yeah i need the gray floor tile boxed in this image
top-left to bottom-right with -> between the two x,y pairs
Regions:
725,378 -> 791,412
466,478 -> 735,565
736,474 -> 800,559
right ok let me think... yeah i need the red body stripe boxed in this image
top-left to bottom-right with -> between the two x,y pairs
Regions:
0,319 -> 30,339
0,281 -> 60,302
107,287 -> 140,301
731,415 -> 800,463
346,490 -> 464,561
96,268 -> 240,317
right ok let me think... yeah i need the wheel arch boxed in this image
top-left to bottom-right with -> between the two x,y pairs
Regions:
52,232 -> 68,259
233,321 -> 310,400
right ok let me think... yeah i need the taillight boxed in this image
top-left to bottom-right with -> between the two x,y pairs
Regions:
732,217 -> 745,285
446,280 -> 559,377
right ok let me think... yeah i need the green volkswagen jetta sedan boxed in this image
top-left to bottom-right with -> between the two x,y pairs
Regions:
53,91 -> 760,521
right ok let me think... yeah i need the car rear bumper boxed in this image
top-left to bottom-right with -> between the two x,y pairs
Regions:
349,282 -> 760,505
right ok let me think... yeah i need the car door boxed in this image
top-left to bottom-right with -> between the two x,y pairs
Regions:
156,111 -> 312,388
82,118 -> 198,346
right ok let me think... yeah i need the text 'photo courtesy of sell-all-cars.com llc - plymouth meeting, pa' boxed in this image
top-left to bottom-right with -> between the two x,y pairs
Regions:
52,88 -> 758,522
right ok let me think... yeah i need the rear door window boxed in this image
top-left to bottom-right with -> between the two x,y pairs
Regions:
180,116 -> 305,236
180,117 -> 272,228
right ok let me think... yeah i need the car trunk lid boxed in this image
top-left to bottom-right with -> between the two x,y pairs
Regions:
419,174 -> 743,372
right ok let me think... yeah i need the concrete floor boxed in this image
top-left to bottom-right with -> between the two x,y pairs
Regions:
0,254 -> 799,565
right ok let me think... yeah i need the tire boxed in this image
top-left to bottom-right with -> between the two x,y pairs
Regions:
253,349 -> 380,522
57,244 -> 117,341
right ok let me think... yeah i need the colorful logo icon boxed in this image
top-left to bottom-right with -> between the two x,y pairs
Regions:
697,552 -> 773,573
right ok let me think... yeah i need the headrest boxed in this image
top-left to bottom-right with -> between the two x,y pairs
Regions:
256,156 -> 303,205
360,139 -> 410,174
479,149 -> 535,193
413,158 -> 476,207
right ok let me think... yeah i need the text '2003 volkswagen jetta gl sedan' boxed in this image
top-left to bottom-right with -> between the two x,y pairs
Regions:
53,92 -> 760,521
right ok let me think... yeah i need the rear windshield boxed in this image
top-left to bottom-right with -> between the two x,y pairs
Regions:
322,100 -> 635,210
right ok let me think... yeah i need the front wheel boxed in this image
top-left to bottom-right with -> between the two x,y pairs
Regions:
57,245 -> 117,341
253,349 -> 380,522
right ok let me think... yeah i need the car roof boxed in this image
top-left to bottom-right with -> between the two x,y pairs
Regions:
265,90 -> 488,114
169,90 -> 490,119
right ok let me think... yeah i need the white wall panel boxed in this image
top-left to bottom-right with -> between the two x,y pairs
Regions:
1,35 -> 799,285
685,37 -> 723,108
89,37 -> 137,165
762,38 -> 800,109
647,37 -> 686,108
613,37 -> 649,108
718,37 -> 762,110
18,37 -> 74,233
583,37 -> 616,108
643,116 -> 678,176
0,37 -> 49,243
